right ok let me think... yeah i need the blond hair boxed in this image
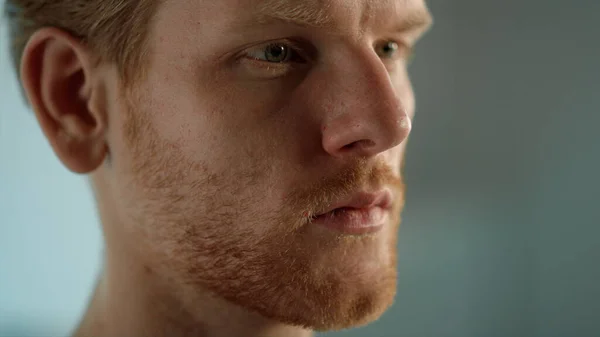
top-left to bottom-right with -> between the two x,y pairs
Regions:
4,0 -> 160,86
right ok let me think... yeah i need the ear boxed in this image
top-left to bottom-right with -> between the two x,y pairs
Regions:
20,27 -> 108,174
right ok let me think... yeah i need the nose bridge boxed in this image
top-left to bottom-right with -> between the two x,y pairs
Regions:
318,49 -> 411,158
329,52 -> 400,119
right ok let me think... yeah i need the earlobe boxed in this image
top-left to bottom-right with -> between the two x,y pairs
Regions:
20,27 -> 108,174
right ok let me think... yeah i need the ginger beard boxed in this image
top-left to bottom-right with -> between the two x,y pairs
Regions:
113,89 -> 406,331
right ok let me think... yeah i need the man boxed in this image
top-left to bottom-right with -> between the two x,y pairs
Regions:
6,0 -> 432,335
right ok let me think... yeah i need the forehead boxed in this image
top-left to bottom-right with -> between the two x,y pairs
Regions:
160,0 -> 431,35
256,0 -> 431,31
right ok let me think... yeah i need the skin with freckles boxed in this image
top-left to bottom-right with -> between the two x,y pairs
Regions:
19,0 -> 432,336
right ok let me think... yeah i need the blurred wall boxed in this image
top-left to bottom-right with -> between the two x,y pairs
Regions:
1,1 -> 599,337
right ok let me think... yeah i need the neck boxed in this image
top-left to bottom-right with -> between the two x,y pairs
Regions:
74,242 -> 314,337
73,192 -> 313,337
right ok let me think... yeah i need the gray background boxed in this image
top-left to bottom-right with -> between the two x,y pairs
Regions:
1,1 -> 599,337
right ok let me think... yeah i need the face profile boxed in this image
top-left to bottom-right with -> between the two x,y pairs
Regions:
9,0 -> 433,335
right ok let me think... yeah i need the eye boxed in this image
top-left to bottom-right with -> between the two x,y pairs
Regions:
244,42 -> 305,64
378,41 -> 399,58
375,40 -> 414,62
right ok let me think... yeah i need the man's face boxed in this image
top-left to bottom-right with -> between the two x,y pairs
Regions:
99,0 -> 431,331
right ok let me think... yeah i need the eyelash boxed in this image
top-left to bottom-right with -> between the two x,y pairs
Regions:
241,40 -> 307,63
376,40 -> 414,62
238,39 -> 413,77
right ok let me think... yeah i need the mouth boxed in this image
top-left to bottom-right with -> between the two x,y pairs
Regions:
311,190 -> 393,235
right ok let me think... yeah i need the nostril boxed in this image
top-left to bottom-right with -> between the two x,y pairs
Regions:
340,139 -> 375,152
341,142 -> 358,151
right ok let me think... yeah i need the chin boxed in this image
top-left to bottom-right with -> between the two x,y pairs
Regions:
312,281 -> 397,331
171,205 -> 402,333
201,234 -> 399,332
247,234 -> 399,332
273,268 -> 398,331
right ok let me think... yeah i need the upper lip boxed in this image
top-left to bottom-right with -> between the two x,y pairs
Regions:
317,190 -> 393,216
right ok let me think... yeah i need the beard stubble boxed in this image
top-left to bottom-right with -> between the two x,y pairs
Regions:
116,89 -> 406,331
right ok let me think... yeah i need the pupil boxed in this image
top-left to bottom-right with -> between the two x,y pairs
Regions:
383,42 -> 397,54
267,45 -> 287,62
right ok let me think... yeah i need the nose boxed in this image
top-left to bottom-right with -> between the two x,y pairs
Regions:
319,52 -> 411,159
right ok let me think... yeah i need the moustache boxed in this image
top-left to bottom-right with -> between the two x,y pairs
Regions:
283,157 -> 404,227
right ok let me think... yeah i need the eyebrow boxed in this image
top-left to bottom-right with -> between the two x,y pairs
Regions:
255,0 -> 333,28
393,8 -> 433,33
254,0 -> 433,32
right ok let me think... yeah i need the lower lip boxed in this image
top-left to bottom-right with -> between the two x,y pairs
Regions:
312,207 -> 387,235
